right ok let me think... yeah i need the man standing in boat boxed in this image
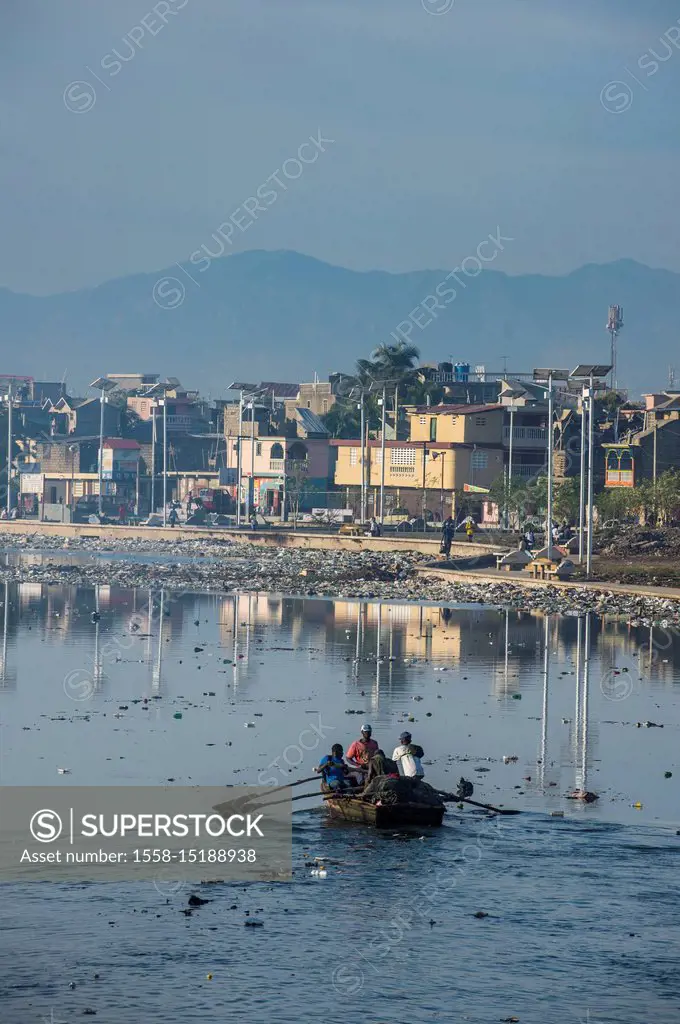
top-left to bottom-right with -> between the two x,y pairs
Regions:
392,731 -> 425,778
346,723 -> 379,785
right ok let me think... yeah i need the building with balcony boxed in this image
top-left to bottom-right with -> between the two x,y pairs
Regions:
603,392 -> 680,488
223,434 -> 332,514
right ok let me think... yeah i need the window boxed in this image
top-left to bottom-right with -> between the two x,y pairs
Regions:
391,448 -> 416,466
270,442 -> 284,460
475,417 -> 487,427
307,401 -> 311,408
471,450 -> 488,470
349,447 -> 358,466
374,450 -> 382,465
419,416 -> 426,425
256,442 -> 262,456
429,417 -> 437,441
322,400 -> 328,414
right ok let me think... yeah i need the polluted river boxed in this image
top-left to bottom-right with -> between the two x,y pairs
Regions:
0,545 -> 679,1024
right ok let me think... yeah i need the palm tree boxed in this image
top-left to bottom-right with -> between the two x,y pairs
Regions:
370,341 -> 420,380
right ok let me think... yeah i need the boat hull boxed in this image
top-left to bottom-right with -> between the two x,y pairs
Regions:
325,797 -> 445,828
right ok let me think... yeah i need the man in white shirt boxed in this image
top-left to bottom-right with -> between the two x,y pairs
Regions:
392,731 -> 425,778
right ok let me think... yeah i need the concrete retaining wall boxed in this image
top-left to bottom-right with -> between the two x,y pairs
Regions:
0,520 -> 498,558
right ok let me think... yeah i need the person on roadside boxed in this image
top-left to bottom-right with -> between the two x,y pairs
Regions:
440,515 -> 455,557
168,506 -> 179,527
465,518 -> 475,542
315,743 -> 353,792
524,527 -> 535,551
368,516 -> 381,537
392,731 -> 425,778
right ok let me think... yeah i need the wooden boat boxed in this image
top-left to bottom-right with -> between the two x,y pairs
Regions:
324,792 -> 445,828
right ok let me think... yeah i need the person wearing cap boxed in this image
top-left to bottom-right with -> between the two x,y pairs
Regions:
346,724 -> 379,779
392,731 -> 425,778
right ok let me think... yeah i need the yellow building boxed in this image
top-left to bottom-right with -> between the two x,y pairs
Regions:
331,404 -> 504,517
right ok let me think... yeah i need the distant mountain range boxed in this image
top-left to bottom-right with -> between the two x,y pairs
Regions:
2,250 -> 677,397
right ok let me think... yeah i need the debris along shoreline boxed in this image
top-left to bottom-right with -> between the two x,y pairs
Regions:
2,532 -> 680,625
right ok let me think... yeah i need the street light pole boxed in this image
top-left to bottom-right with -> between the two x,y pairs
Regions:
160,398 -> 168,527
359,391 -> 366,523
151,405 -> 156,515
546,372 -> 554,549
98,387 -> 105,517
379,384 -> 386,524
586,375 -> 595,575
421,441 -> 427,527
236,391 -> 243,527
578,389 -> 586,563
249,399 -> 256,520
6,383 -> 12,517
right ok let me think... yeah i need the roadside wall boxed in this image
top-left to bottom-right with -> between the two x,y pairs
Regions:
0,520 -> 498,557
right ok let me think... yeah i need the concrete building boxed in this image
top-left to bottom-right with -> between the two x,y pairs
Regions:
224,434 -> 332,514
332,404 -> 505,519
603,391 -> 680,488
284,380 -> 336,421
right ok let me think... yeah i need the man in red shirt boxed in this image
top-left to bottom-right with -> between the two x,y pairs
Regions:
346,724 -> 379,784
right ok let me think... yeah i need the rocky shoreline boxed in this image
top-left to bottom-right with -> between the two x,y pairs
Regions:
2,531 -> 680,626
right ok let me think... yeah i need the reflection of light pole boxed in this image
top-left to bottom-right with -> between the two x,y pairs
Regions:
539,614 -> 549,789
153,589 -> 164,690
576,613 -> 591,792
0,580 -> 8,683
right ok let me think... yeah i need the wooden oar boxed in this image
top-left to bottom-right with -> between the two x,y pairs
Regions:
437,791 -> 521,815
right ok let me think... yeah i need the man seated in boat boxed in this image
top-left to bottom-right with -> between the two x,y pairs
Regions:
315,743 -> 355,792
346,723 -> 379,786
364,749 -> 400,785
391,731 -> 425,779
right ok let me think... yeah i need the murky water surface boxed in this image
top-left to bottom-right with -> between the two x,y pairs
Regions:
1,567 -> 679,1024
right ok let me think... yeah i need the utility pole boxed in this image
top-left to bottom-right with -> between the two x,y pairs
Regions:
379,384 -> 386,524
606,305 -> 624,391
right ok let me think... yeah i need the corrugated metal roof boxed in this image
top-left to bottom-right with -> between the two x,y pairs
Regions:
409,403 -> 503,415
103,438 -> 140,449
295,407 -> 329,436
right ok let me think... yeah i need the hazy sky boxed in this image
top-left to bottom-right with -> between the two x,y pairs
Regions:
2,0 -> 679,294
